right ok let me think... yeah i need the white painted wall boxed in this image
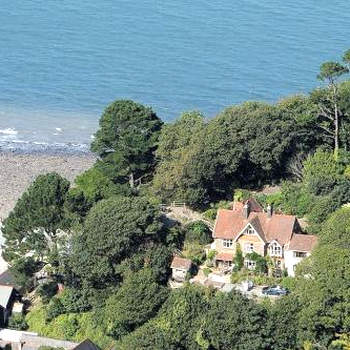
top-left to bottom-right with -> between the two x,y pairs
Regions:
284,250 -> 310,277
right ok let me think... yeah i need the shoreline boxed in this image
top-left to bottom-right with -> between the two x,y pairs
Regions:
0,150 -> 96,219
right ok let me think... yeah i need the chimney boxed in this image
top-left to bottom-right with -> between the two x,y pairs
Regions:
267,204 -> 273,218
243,202 -> 250,219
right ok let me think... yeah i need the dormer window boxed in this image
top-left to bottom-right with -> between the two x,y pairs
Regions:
269,242 -> 282,257
245,227 -> 255,235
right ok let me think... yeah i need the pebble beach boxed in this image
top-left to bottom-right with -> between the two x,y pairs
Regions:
0,151 -> 96,220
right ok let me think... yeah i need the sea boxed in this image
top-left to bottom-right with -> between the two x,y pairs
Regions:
1,0 -> 350,153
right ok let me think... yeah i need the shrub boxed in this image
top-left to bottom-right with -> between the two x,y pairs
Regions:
36,281 -> 58,304
185,221 -> 212,245
46,297 -> 65,322
203,268 -> 212,277
233,244 -> 244,272
60,288 -> 91,314
245,252 -> 268,274
8,313 -> 28,330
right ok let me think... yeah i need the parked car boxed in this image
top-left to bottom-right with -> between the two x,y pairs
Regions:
262,285 -> 289,296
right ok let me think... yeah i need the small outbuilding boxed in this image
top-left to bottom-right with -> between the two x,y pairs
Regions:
0,285 -> 16,326
170,256 -> 192,282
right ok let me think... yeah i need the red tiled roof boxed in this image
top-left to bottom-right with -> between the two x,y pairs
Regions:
171,256 -> 192,270
215,252 -> 234,261
287,234 -> 318,252
213,200 -> 297,246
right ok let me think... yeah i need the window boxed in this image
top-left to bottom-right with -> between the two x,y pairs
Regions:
294,251 -> 307,258
223,239 -> 233,248
245,227 -> 255,235
269,242 -> 282,257
244,243 -> 254,253
244,259 -> 256,270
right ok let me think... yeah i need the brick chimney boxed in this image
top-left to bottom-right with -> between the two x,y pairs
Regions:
243,202 -> 250,219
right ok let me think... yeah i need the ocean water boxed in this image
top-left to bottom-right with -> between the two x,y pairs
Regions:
1,0 -> 350,151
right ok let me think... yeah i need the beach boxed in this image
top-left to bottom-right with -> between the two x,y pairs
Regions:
0,151 -> 96,220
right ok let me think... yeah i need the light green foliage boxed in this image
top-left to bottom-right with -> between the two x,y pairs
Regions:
233,243 -> 244,272
91,99 -> 162,185
303,149 -> 343,195
2,173 -> 70,261
104,268 -> 168,339
202,201 -> 232,221
26,306 -> 114,348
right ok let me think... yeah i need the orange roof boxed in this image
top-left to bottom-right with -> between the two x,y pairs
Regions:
213,200 -> 297,246
215,252 -> 234,261
171,256 -> 192,270
287,234 -> 318,252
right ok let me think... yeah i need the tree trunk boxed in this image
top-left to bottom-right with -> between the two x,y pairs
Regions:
333,84 -> 339,157
129,173 -> 135,188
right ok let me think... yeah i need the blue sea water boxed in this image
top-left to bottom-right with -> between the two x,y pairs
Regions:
1,0 -> 350,151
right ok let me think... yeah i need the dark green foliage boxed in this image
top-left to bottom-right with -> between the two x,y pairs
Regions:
105,268 -> 169,339
59,287 -> 91,313
36,281 -> 58,304
68,196 -> 164,290
295,207 -> 350,346
91,100 -> 162,185
2,173 -> 70,261
8,313 -> 28,330
268,295 -> 301,350
46,297 -> 65,322
9,257 -> 40,292
202,291 -> 270,350
185,221 -> 213,245
245,252 -> 268,274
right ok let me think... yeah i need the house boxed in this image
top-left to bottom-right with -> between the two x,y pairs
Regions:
171,256 -> 192,282
72,339 -> 101,350
0,285 -> 17,326
211,198 -> 318,276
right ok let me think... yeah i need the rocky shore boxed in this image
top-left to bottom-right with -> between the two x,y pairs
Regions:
0,151 -> 96,219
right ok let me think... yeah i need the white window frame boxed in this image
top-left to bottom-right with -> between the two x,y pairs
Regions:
269,242 -> 282,257
223,239 -> 233,248
244,259 -> 256,270
244,243 -> 254,253
245,227 -> 255,235
294,251 -> 307,258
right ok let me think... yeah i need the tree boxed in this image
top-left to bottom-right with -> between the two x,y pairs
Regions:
152,111 -> 208,207
9,256 -> 40,292
104,268 -> 168,339
295,207 -> 350,346
316,52 -> 350,154
2,173 -> 70,262
302,149 -> 344,195
68,196 -> 164,290
268,294 -> 301,350
202,291 -> 270,350
91,100 -> 162,187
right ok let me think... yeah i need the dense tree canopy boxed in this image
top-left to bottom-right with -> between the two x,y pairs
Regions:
2,173 -> 70,261
91,100 -> 163,186
67,196 -> 164,291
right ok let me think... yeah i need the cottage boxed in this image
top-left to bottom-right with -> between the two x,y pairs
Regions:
211,198 -> 318,276
171,256 -> 192,282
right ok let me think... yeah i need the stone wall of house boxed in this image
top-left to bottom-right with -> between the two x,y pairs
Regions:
237,235 -> 265,256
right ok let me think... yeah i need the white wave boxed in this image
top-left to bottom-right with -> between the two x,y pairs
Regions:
0,128 -> 18,135
55,128 -> 62,132
33,141 -> 48,145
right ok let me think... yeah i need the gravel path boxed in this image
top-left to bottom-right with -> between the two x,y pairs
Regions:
0,151 -> 96,220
